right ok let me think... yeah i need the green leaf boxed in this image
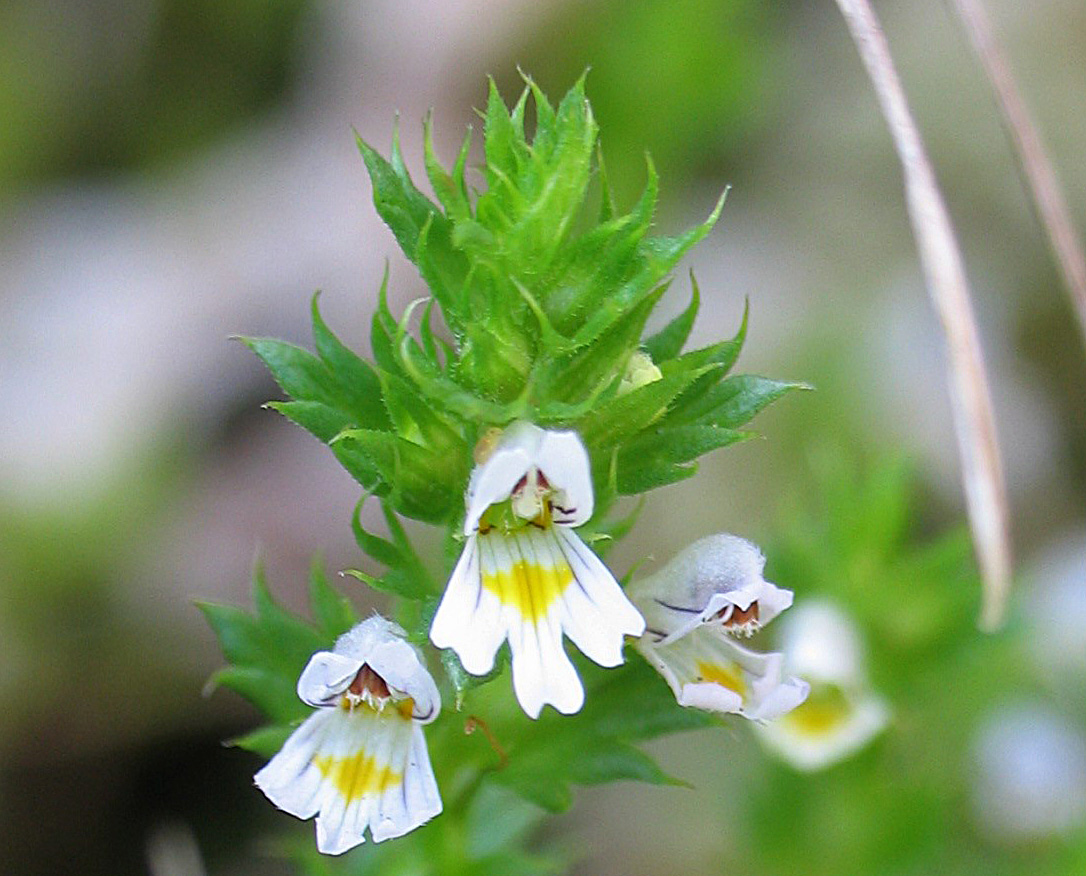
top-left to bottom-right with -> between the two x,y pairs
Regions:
492,658 -> 712,812
350,498 -> 438,600
333,429 -> 464,523
200,566 -> 324,676
266,400 -> 353,444
310,293 -> 390,430
370,267 -> 403,378
228,723 -> 293,758
240,336 -> 340,408
616,424 -> 749,494
307,558 -> 357,640
541,283 -> 667,405
577,367 -> 711,453
642,272 -> 700,362
356,128 -> 443,265
674,374 -> 809,429
211,666 -> 302,724
358,130 -> 470,336
424,112 -> 472,221
200,562 -> 354,760
466,783 -> 547,859
556,159 -> 660,341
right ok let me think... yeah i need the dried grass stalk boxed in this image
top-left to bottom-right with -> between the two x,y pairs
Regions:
950,0 -> 1086,348
831,0 -> 1013,630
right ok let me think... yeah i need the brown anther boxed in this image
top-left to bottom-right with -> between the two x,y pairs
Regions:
719,602 -> 760,628
348,664 -> 391,700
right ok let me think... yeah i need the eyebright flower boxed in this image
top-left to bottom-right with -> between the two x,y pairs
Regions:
254,616 -> 442,855
754,600 -> 889,770
430,420 -> 645,718
629,534 -> 808,720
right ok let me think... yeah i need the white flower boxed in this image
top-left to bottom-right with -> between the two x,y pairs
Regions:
429,420 -> 645,719
254,617 -> 442,855
629,534 -> 808,720
971,703 -> 1086,842
754,600 -> 890,771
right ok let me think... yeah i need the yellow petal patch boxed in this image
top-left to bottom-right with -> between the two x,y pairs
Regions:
481,532 -> 572,623
696,660 -> 748,697
313,750 -> 403,803
780,686 -> 850,737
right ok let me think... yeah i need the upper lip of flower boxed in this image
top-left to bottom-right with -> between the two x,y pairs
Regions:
462,420 -> 594,535
298,617 -> 441,723
630,533 -> 794,645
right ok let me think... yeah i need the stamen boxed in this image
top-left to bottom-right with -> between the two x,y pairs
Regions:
728,602 -> 759,626
713,601 -> 760,636
342,664 -> 392,710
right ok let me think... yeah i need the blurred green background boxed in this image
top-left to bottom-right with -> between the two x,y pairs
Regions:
1,0 -> 1084,874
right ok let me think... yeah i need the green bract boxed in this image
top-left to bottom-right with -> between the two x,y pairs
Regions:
240,76 -> 802,527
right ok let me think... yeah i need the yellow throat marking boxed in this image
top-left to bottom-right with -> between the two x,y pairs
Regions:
480,533 -> 572,623
696,660 -> 748,697
312,750 -> 402,802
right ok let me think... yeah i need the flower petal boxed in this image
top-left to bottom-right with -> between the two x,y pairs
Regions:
256,704 -> 440,855
363,640 -> 441,724
254,710 -> 334,820
629,533 -> 793,643
777,599 -> 866,687
297,652 -> 364,707
463,422 -> 542,534
430,534 -> 507,675
394,724 -> 443,839
433,525 -> 643,717
637,626 -> 808,720
553,526 -> 645,664
534,428 -> 594,526
505,529 -> 584,717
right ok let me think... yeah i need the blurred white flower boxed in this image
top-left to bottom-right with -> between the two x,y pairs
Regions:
430,421 -> 644,718
255,617 -> 442,855
629,534 -> 808,720
1023,531 -> 1086,684
755,600 -> 889,770
971,703 -> 1086,842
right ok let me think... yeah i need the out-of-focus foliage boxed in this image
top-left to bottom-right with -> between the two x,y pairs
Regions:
0,0 -> 312,192
727,452 -> 1086,876
502,0 -> 782,198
